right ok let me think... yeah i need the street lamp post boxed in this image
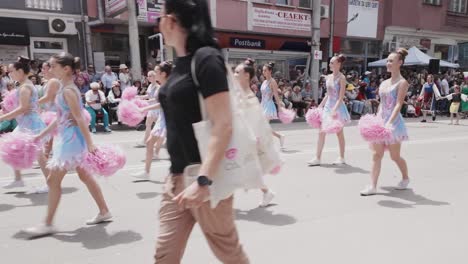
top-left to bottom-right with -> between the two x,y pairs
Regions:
310,0 -> 321,102
328,0 -> 335,61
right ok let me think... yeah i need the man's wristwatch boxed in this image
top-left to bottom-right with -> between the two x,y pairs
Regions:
197,175 -> 213,187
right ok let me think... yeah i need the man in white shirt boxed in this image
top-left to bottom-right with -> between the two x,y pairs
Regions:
100,66 -> 118,96
441,74 -> 450,96
439,74 -> 451,113
85,82 -> 111,133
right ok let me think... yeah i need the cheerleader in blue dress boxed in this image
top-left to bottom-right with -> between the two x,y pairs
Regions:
261,62 -> 285,150
308,55 -> 350,167
38,61 -> 61,182
0,57 -> 48,191
361,48 -> 410,196
24,53 -> 111,237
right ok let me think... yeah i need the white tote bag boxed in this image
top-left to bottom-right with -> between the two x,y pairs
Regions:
190,57 -> 264,208
240,93 -> 283,175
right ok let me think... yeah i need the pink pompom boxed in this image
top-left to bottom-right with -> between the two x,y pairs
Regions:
0,132 -> 39,170
40,111 -> 57,126
278,108 -> 295,124
83,145 -> 126,177
82,109 -> 91,124
358,114 -> 393,143
270,165 -> 281,175
305,108 -> 322,128
133,99 -> 149,108
133,99 -> 149,115
1,91 -> 18,113
117,101 -> 145,127
122,86 -> 138,101
322,118 -> 344,134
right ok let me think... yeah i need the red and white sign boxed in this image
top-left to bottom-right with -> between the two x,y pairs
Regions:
105,0 -> 127,17
252,7 -> 311,32
314,50 -> 322,60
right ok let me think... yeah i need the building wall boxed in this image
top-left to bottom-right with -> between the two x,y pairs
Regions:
384,0 -> 468,33
1,0 -> 84,15
216,0 -> 317,37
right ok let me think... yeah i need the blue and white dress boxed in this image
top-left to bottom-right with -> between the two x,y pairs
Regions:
146,83 -> 160,119
14,84 -> 46,135
321,75 -> 351,131
151,87 -> 166,137
260,80 -> 278,120
47,84 -> 88,170
378,80 -> 408,145
40,81 -> 57,112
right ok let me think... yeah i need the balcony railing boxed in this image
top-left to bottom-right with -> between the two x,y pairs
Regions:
25,0 -> 63,11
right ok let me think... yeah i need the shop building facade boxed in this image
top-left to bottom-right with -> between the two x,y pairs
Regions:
382,0 -> 468,67
86,0 -> 164,72
212,0 -> 321,80
0,0 -> 87,66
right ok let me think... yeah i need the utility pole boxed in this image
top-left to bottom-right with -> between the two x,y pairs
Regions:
127,0 -> 142,80
310,0 -> 321,102
328,0 -> 335,60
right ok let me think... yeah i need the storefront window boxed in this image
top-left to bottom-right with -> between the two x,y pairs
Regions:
29,37 -> 67,63
33,41 -> 64,50
340,39 -> 365,55
276,0 -> 289,5
102,34 -> 129,52
367,41 -> 381,57
434,44 -> 450,60
299,0 -> 311,7
448,0 -> 467,13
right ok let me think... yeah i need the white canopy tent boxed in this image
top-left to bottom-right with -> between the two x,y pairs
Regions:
368,46 -> 459,68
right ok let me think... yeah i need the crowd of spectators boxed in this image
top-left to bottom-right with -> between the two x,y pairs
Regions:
249,65 -> 468,119
0,61 -> 158,133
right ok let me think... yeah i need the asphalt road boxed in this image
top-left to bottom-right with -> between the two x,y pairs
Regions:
1,117 -> 467,264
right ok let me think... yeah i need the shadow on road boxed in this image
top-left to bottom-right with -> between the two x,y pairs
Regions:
13,187 -> 79,207
320,164 -> 370,175
52,223 -> 143,250
235,207 -> 297,226
0,204 -> 15,212
136,192 -> 161,199
281,149 -> 301,154
132,179 -> 165,184
377,187 -> 450,209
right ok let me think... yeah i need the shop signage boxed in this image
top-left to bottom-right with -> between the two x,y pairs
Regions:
230,37 -> 265,49
347,0 -> 379,39
105,0 -> 128,17
252,7 -> 311,32
0,45 -> 28,65
0,18 -> 29,46
314,50 -> 323,60
137,0 -> 163,23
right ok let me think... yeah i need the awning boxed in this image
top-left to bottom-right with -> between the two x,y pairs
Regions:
0,18 -> 29,46
368,46 -> 459,68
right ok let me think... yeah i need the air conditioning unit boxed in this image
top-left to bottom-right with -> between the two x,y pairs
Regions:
320,5 -> 329,19
48,17 -> 77,35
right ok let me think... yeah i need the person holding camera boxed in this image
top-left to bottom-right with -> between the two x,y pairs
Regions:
85,82 -> 111,133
